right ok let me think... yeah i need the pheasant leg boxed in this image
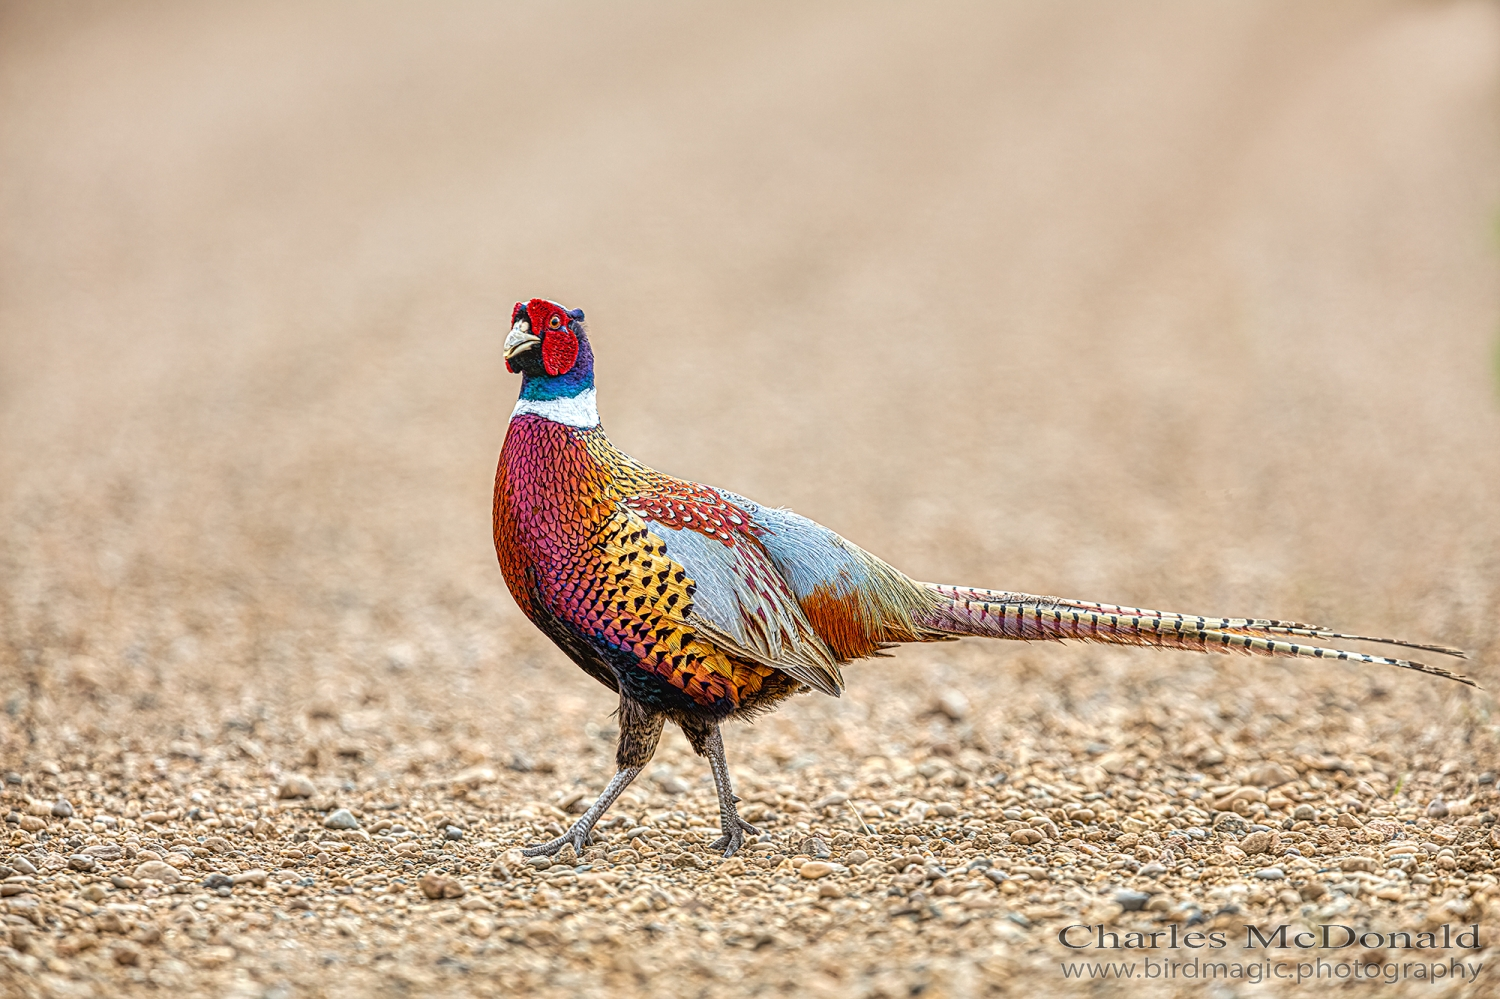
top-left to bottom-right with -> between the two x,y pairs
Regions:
682,720 -> 760,857
521,766 -> 641,857
521,696 -> 663,857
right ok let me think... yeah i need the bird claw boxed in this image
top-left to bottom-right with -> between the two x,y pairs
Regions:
521,822 -> 593,858
709,816 -> 761,858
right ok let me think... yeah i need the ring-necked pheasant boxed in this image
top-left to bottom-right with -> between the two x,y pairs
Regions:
493,298 -> 1472,858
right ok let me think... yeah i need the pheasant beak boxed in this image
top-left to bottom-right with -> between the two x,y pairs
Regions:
503,321 -> 541,361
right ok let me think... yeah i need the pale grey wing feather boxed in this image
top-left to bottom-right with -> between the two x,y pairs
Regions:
644,517 -> 845,696
717,494 -> 941,637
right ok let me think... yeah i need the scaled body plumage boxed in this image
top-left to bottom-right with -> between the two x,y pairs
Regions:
492,298 -> 1471,858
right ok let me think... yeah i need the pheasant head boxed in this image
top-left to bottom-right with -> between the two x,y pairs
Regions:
503,298 -> 597,426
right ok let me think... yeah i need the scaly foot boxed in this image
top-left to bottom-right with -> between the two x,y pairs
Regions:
709,815 -> 761,858
521,820 -> 594,858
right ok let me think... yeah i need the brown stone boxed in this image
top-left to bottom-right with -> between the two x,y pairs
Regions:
419,873 -> 465,899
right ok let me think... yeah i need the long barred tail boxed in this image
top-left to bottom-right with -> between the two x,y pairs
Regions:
918,584 -> 1476,688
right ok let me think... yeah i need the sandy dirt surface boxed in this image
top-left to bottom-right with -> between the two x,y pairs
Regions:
3,2 -> 1500,996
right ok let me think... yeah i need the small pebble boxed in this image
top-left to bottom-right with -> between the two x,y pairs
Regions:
444,825 -> 464,841
202,873 -> 233,890
278,775 -> 316,800
1426,800 -> 1448,819
1212,813 -> 1248,835
1246,763 -> 1297,787
654,774 -> 689,795
935,689 -> 969,721
1254,867 -> 1286,880
132,861 -> 181,884
51,800 -> 74,819
1138,862 -> 1167,877
1239,831 -> 1274,855
1115,891 -> 1151,911
322,809 -> 360,830
418,874 -> 465,899
66,855 -> 94,871
798,861 -> 835,880
798,836 -> 830,858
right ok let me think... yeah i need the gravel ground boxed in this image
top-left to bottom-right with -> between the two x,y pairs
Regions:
3,2 -> 1500,997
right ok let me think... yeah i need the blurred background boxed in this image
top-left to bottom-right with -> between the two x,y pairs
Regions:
1,0 -> 1498,781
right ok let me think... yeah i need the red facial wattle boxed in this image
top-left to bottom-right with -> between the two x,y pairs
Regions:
542,324 -> 578,376
513,299 -> 579,377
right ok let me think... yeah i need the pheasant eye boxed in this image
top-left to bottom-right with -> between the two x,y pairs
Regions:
549,315 -> 562,330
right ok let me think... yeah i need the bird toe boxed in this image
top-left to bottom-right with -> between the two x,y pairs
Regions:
521,825 -> 593,858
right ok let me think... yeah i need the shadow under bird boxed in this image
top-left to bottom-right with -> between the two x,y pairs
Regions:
491,298 -> 1472,858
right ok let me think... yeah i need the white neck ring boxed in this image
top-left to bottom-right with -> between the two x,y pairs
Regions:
511,387 -> 599,428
